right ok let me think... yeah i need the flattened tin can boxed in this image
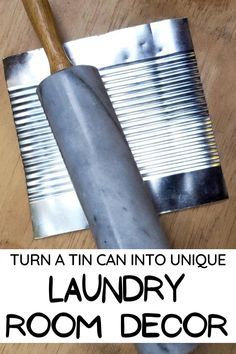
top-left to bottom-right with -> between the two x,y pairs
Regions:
3,18 -> 228,239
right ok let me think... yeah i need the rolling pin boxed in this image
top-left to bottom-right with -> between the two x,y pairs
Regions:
22,1 -> 196,353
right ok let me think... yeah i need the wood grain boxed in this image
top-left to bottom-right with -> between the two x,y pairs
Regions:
0,0 -> 235,353
22,0 -> 71,73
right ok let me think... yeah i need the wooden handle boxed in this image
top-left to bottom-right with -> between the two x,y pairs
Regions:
22,0 -> 72,73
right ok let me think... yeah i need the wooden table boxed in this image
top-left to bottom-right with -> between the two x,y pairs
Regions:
0,0 -> 235,353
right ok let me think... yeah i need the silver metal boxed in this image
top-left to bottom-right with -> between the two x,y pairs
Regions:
3,18 -> 227,239
100,51 -> 219,180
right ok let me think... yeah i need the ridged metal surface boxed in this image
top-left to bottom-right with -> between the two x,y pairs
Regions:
9,85 -> 74,202
100,51 -> 220,180
9,50 -> 220,203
